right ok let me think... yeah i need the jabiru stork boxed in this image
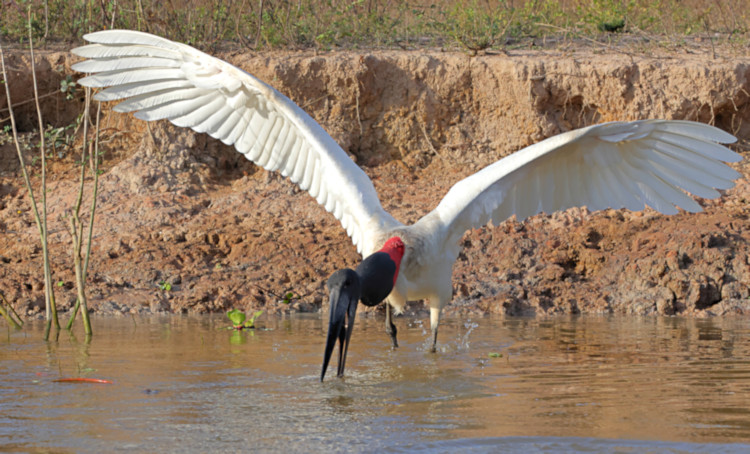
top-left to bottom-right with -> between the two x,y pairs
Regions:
321,237 -> 404,381
71,31 -> 742,371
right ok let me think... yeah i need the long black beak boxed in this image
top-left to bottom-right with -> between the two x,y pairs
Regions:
321,272 -> 359,381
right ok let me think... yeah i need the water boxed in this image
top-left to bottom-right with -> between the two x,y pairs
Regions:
2,315 -> 750,453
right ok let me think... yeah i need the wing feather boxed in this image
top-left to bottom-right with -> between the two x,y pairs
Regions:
235,111 -> 259,154
430,120 -> 740,247
310,156 -> 324,199
193,104 -> 234,135
631,143 -> 727,195
283,137 -> 304,178
172,96 -> 226,129
653,130 -> 740,162
266,121 -> 294,171
72,56 -> 182,72
114,87 -> 209,112
589,165 -> 614,211
73,30 -> 401,253
224,109 -> 250,146
602,164 -> 642,211
78,68 -> 186,87
73,43 -> 182,60
213,109 -> 241,140
290,143 -> 311,184
95,80 -> 195,101
249,114 -> 280,163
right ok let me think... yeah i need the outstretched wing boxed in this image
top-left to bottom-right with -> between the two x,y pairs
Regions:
72,30 -> 401,253
432,120 -> 741,247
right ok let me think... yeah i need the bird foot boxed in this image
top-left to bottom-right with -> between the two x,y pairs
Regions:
386,320 -> 398,348
429,327 -> 438,352
387,329 -> 399,348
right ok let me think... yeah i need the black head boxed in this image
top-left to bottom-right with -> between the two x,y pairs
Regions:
355,237 -> 404,307
321,269 -> 361,381
356,251 -> 398,307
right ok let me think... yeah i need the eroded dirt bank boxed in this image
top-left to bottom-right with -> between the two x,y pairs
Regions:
2,47 -> 750,319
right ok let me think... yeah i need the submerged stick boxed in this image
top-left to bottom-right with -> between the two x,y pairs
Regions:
53,378 -> 113,384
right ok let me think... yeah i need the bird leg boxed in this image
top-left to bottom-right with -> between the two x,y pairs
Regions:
429,306 -> 441,353
385,303 -> 398,348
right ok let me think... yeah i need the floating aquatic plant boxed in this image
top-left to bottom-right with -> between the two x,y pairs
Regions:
226,309 -> 263,330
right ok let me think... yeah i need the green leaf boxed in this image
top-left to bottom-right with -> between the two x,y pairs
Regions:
245,310 -> 263,328
227,309 -> 246,327
488,352 -> 503,358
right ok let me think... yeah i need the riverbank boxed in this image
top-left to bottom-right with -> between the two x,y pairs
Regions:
1,45 -> 749,318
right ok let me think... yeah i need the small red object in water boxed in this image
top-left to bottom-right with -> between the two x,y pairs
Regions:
53,378 -> 113,384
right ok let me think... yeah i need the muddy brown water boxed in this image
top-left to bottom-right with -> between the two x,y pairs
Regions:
2,314 -> 750,452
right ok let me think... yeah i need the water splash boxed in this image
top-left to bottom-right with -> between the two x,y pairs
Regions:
457,319 -> 479,351
418,319 -> 480,352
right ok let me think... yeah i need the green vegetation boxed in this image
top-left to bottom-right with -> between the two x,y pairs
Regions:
63,91 -> 101,336
0,288 -> 23,329
0,1 -> 746,334
281,291 -> 299,305
1,9 -> 102,338
1,1 -> 748,52
1,14 -> 59,338
226,309 -> 263,330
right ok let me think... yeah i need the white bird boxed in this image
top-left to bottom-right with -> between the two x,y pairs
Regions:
72,30 -> 741,356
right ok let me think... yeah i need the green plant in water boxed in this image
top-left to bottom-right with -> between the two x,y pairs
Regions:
226,309 -> 263,330
1,10 -> 60,339
0,289 -> 23,329
63,89 -> 101,337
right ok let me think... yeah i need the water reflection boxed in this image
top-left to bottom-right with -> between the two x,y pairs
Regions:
2,315 -> 750,452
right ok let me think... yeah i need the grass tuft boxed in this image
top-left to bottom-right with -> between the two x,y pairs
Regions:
0,1 -> 748,52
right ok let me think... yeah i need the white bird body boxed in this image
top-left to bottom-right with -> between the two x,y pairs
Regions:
72,30 -> 742,349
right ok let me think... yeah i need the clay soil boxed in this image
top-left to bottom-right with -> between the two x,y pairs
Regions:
2,45 -> 750,321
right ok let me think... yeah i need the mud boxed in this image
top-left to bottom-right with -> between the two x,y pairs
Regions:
2,46 -> 750,319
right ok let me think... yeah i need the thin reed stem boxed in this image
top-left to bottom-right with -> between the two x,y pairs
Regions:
27,8 -> 59,334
